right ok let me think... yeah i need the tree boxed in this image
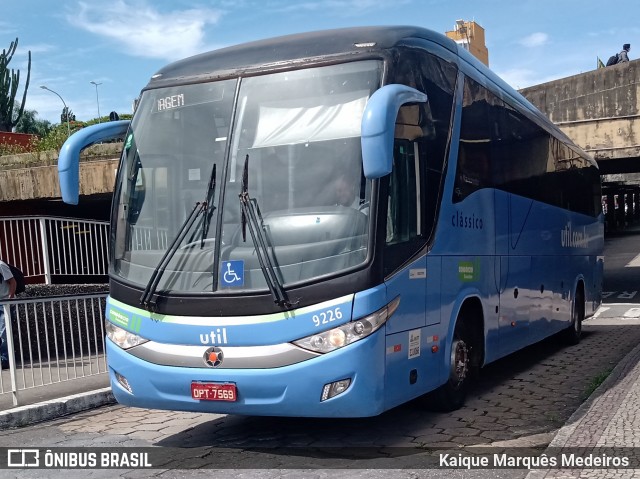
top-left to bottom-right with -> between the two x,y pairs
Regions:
14,107 -> 52,137
0,38 -> 31,132
61,106 -> 75,123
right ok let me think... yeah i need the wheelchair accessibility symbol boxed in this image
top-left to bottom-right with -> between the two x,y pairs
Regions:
221,260 -> 244,287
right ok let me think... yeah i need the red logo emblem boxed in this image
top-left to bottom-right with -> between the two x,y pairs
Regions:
203,347 -> 224,367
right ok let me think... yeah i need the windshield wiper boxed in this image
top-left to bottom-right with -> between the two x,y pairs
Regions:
200,164 -> 217,248
140,201 -> 206,310
239,154 -> 292,307
141,162 -> 218,310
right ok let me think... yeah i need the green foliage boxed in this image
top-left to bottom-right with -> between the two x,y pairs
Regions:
0,141 -> 29,156
581,368 -> 612,400
0,38 -> 31,132
14,107 -> 52,136
36,124 -> 73,152
84,113 -> 133,126
1,112 -> 131,156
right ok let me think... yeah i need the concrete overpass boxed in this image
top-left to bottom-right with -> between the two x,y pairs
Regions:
519,58 -> 640,233
0,144 -> 118,218
520,58 -> 640,175
0,60 -> 639,214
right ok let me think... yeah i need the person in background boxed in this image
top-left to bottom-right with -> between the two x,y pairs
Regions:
333,173 -> 360,208
619,44 -> 631,63
0,260 -> 17,369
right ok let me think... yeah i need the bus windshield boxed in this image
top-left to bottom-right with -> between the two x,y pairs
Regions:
112,60 -> 382,296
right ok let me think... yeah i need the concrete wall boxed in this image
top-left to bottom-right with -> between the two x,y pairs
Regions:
0,159 -> 119,201
0,143 -> 121,202
520,58 -> 640,169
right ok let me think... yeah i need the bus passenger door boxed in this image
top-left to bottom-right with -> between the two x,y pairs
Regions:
383,139 -> 443,407
384,139 -> 430,334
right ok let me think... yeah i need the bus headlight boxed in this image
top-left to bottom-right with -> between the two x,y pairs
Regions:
106,321 -> 149,349
293,297 -> 400,353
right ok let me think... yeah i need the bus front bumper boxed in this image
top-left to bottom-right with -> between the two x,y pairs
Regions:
106,331 -> 386,418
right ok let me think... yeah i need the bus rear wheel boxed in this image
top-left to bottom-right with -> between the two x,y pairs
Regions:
562,288 -> 584,345
428,321 -> 470,411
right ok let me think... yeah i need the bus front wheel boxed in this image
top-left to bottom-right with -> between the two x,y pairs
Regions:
428,321 -> 471,411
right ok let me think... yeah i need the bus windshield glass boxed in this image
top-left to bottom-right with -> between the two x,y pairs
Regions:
112,60 -> 382,295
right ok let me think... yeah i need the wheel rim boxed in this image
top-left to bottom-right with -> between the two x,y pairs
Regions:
449,338 -> 469,389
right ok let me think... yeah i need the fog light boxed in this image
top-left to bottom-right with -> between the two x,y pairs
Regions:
115,371 -> 132,393
320,378 -> 351,401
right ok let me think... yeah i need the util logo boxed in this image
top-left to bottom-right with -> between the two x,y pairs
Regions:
199,328 -> 228,345
561,222 -> 589,249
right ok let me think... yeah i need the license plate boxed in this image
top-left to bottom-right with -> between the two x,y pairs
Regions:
191,382 -> 237,402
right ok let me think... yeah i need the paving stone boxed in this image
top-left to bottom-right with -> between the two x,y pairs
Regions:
468,415 -> 497,424
431,417 -> 466,428
419,441 -> 460,448
441,427 -> 481,437
133,423 -> 168,432
490,410 -> 520,419
454,435 -> 490,446
414,433 -> 453,444
495,417 -> 530,427
479,430 -> 515,441
447,408 -> 484,420
128,430 -> 165,441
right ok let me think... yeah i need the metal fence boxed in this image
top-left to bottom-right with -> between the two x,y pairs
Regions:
0,216 -> 109,284
130,225 -> 168,251
0,293 -> 108,406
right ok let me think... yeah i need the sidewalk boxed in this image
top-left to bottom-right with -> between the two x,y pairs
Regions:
0,374 -> 114,429
526,341 -> 640,478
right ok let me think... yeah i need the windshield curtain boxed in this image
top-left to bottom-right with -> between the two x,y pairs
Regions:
112,61 -> 382,295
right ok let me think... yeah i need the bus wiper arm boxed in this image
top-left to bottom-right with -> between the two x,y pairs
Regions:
239,154 -> 291,307
140,201 -> 206,310
200,164 -> 217,248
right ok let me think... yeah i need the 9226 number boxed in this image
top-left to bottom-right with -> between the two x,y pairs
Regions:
312,307 -> 343,327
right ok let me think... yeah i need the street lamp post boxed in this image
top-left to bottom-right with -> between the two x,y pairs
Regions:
90,81 -> 102,123
40,85 -> 70,137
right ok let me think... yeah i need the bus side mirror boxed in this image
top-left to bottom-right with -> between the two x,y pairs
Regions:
58,120 -> 130,205
361,84 -> 427,179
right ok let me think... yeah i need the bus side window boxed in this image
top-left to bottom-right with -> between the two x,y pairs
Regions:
387,141 -> 420,243
454,77 -> 492,202
384,140 -> 426,275
127,158 -> 145,224
395,104 -> 435,141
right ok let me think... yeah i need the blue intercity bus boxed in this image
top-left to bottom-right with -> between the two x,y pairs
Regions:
58,26 -> 603,417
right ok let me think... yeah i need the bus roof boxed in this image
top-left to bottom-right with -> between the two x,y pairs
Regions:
145,26 -> 458,89
142,25 -> 595,167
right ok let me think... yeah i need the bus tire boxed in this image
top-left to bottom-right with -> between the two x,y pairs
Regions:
428,320 -> 471,411
562,287 -> 584,345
